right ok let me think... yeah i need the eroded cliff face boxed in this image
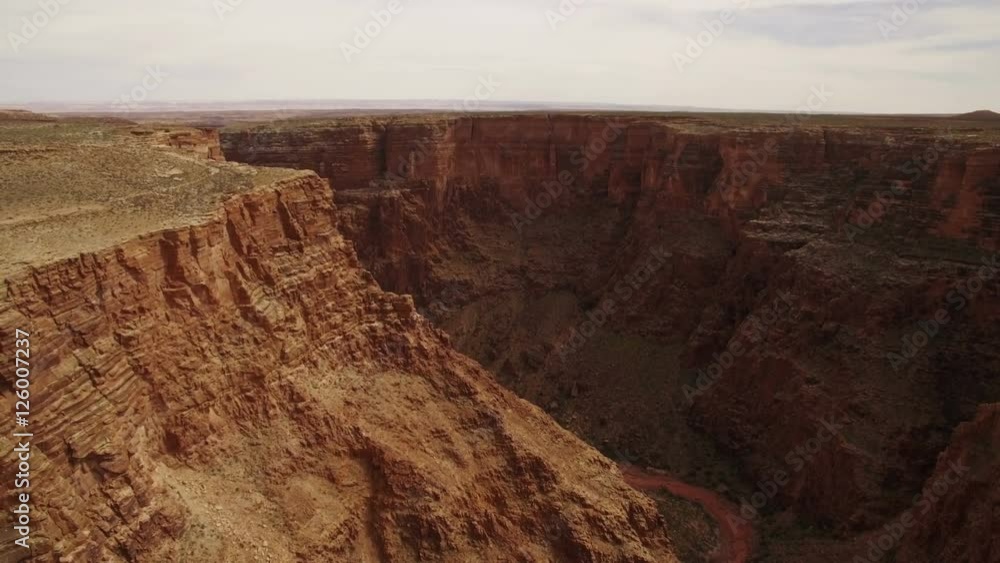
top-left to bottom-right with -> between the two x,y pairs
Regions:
0,119 -> 684,562
896,402 -> 1000,563
222,114 -> 1000,557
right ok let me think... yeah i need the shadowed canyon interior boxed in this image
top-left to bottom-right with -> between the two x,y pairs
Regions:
222,113 -> 1000,562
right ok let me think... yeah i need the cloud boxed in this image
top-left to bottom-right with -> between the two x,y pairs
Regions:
909,38 -> 1000,52
0,0 -> 997,113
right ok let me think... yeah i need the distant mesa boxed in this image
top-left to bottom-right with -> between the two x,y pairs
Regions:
953,109 -> 1000,120
0,109 -> 57,122
0,109 -> 136,127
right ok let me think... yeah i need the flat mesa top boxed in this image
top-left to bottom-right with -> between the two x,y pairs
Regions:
0,119 -> 310,281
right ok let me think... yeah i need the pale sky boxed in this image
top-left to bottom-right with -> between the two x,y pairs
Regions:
2,0 -> 998,113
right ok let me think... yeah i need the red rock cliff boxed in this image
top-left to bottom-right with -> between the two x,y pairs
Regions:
222,114 -> 1000,548
0,121 -> 683,562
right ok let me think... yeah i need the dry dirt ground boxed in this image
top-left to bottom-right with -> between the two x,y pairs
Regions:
0,118 -> 304,279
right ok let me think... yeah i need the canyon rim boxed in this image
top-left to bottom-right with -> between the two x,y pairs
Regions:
1,109 -> 997,562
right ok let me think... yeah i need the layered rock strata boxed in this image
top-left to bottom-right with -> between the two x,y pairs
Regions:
223,114 -> 1000,557
0,118 -> 682,562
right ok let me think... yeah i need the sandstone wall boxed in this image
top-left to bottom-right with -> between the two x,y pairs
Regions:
221,115 -> 1000,540
0,172 -> 680,562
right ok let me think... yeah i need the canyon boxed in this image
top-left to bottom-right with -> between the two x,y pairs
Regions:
222,112 -> 1000,562
1,110 -> 998,562
0,115 -> 681,562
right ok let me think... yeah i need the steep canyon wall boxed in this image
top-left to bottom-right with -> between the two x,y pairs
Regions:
0,121 -> 683,563
223,114 -> 1000,560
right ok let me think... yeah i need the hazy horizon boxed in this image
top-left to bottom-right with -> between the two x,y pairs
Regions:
6,98 -> 994,118
3,0 -> 999,114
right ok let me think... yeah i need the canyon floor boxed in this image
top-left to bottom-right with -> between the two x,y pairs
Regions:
2,109 -> 999,562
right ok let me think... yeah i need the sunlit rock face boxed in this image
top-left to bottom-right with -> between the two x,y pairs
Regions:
0,117 -> 682,563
